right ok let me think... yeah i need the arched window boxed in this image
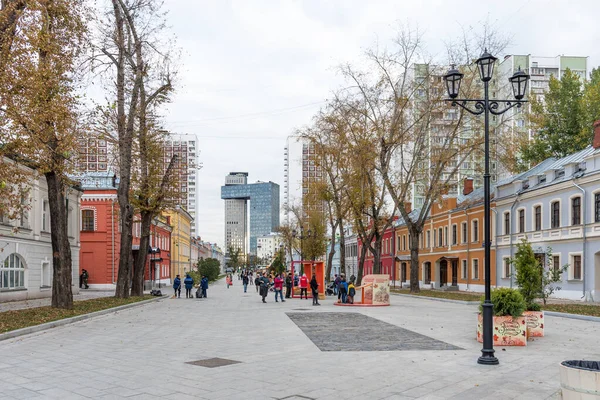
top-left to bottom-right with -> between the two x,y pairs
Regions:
1,253 -> 26,289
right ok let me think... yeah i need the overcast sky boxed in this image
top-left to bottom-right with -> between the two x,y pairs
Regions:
160,0 -> 600,248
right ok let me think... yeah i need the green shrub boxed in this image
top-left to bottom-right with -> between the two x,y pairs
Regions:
480,287 -> 526,317
197,258 -> 221,282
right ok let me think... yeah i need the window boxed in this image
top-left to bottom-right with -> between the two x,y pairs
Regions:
552,255 -> 560,277
461,222 -> 467,243
452,224 -> 457,245
595,193 -> 600,223
424,262 -> 431,284
504,212 -> 510,235
438,228 -> 443,247
472,220 -> 479,242
534,206 -> 541,231
551,201 -> 560,229
518,209 -> 525,233
19,195 -> 29,229
503,258 -> 511,279
472,259 -> 479,280
426,230 -> 431,248
82,210 -> 94,232
1,253 -> 25,289
444,227 -> 448,246
571,255 -> 582,280
461,259 -> 467,279
41,261 -> 51,288
571,197 -> 581,225
403,235 -> 406,251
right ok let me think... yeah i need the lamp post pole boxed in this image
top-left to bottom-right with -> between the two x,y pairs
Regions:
443,50 -> 529,365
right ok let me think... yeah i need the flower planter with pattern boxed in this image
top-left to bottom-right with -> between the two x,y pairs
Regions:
477,314 -> 527,346
523,310 -> 544,338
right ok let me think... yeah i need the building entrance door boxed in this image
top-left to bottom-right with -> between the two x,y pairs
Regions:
451,260 -> 458,286
439,260 -> 447,287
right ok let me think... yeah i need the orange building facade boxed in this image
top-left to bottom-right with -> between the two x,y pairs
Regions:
393,180 -> 497,292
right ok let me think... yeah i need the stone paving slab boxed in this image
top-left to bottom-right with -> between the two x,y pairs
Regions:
287,311 -> 462,351
0,279 -> 598,399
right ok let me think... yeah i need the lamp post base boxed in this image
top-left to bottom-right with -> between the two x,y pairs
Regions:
477,352 -> 499,365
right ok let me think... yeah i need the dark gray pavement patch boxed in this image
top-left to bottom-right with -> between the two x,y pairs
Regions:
186,357 -> 241,368
286,312 -> 462,351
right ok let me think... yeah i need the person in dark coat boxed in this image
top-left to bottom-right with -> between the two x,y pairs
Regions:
285,272 -> 293,298
310,275 -> 320,306
173,274 -> 181,298
259,273 -> 270,303
254,275 -> 261,292
242,273 -> 249,293
184,274 -> 194,298
200,276 -> 209,298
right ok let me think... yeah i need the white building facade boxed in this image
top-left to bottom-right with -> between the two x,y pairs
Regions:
256,233 -> 283,263
0,165 -> 81,301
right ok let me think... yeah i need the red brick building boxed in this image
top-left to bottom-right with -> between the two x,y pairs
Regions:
79,174 -> 171,289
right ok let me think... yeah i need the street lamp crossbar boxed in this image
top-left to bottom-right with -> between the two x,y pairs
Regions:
449,98 -> 527,116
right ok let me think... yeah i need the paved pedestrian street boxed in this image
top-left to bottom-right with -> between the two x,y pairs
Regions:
1,280 -> 599,400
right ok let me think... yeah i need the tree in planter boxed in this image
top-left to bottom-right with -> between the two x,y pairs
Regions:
480,287 -> 526,317
513,239 -> 565,309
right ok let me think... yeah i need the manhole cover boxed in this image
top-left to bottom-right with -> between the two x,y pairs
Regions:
186,357 -> 241,368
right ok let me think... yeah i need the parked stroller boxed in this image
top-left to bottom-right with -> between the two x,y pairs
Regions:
325,282 -> 335,296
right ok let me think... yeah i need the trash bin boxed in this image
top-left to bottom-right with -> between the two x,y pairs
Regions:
560,360 -> 600,400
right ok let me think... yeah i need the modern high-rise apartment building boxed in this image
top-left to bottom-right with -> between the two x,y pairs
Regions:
283,135 -> 323,225
76,137 -> 112,173
162,134 -> 200,237
221,172 -> 280,255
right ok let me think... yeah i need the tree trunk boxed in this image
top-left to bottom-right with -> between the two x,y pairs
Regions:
409,226 -> 420,293
131,210 -> 152,296
45,172 -> 73,309
326,229 -> 336,281
372,235 -> 382,274
356,243 -> 367,286
338,219 -> 346,275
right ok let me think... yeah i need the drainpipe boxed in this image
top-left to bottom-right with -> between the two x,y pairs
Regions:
111,200 -> 115,284
572,181 -> 586,299
509,193 -> 521,288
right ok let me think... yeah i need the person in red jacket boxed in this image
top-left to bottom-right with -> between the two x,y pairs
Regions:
273,273 -> 285,302
299,274 -> 308,299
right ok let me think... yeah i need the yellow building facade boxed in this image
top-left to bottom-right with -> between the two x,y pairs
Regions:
163,206 -> 193,280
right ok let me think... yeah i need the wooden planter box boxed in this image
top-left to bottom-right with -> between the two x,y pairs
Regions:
524,310 -> 544,338
477,314 -> 527,346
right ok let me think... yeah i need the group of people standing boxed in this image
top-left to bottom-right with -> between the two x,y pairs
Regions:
332,273 -> 356,304
172,274 -> 209,299
252,271 -> 320,305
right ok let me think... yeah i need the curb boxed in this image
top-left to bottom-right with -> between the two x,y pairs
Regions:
391,292 -> 479,305
544,311 -> 600,323
0,296 -> 166,342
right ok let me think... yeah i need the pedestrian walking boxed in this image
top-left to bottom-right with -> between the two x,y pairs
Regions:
80,269 -> 89,289
273,273 -> 285,302
254,275 -> 261,292
201,275 -> 209,298
249,271 -> 254,285
310,275 -> 320,305
173,274 -> 181,298
226,274 -> 232,288
333,274 -> 340,295
242,273 -> 249,293
285,272 -> 293,298
300,274 -> 308,300
184,273 -> 194,298
259,273 -> 270,303
339,275 -> 348,304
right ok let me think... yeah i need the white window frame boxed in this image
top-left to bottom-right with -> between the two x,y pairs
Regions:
451,224 -> 457,245
1,253 -> 26,290
461,259 -> 467,279
502,257 -> 511,279
461,222 -> 467,244
472,258 -> 479,280
503,211 -> 510,235
569,194 -> 582,226
551,253 -> 561,278
41,260 -> 51,288
517,207 -> 526,234
426,230 -> 431,248
532,203 -> 543,231
591,189 -> 600,224
568,252 -> 583,281
471,219 -> 479,243
42,199 -> 49,232
550,198 -> 561,229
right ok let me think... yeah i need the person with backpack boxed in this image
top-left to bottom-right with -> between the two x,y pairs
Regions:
173,274 -> 181,298
339,275 -> 348,304
310,275 -> 320,306
200,275 -> 209,298
242,273 -> 249,293
347,280 -> 356,304
183,274 -> 194,298
299,274 -> 308,300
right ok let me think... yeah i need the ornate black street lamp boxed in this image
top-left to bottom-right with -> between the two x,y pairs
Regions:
443,50 -> 529,365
